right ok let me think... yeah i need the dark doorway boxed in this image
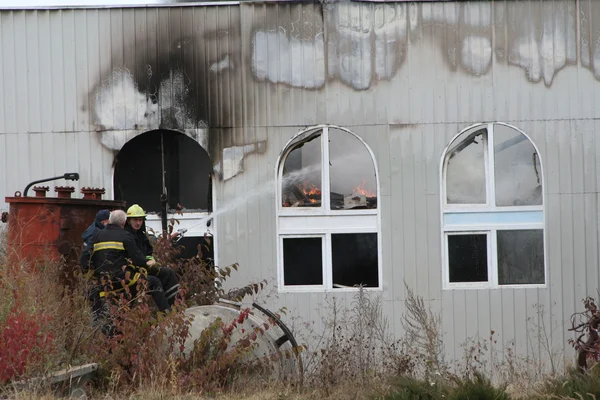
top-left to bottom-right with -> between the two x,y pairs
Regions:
113,130 -> 213,213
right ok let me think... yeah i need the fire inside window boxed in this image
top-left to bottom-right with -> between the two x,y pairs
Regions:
442,123 -> 545,288
278,126 -> 380,291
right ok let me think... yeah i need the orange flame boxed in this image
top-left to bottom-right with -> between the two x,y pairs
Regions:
353,180 -> 376,197
300,183 -> 321,203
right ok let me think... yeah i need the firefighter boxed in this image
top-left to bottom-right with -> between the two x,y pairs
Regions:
125,204 -> 181,306
81,209 -> 110,251
80,209 -> 172,313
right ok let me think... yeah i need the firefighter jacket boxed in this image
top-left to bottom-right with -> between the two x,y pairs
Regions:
80,224 -> 149,280
125,222 -> 154,260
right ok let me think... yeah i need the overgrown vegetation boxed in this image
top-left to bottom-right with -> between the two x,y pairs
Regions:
4,223 -> 600,399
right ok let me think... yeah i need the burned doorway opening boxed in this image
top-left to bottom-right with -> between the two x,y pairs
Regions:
113,129 -> 214,260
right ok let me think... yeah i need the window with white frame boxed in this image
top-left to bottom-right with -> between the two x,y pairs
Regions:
277,126 -> 380,291
441,123 -> 545,289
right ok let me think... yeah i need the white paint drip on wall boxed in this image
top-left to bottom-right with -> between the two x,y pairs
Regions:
251,1 -> 580,91
252,30 -> 325,89
461,36 -> 492,75
216,142 -> 267,181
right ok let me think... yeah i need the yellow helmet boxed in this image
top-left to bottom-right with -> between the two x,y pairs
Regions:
126,204 -> 146,218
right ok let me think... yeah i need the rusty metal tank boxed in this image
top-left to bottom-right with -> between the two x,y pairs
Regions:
3,179 -> 126,281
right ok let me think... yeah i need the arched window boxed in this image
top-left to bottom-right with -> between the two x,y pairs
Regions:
113,129 -> 214,260
441,123 -> 545,289
277,126 -> 380,291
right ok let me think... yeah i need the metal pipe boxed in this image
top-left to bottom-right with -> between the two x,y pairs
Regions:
23,173 -> 80,197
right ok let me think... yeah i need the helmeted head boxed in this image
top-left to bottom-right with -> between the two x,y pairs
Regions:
126,204 -> 146,231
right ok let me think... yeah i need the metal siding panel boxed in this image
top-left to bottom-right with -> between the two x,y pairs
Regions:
62,10 -> 77,132
25,11 -> 44,132
426,193 -> 441,298
582,120 -> 596,194
546,193 -> 564,352
570,120 -> 585,194
2,13 -> 17,133
452,291 -> 467,359
0,15 -> 4,134
4,135 -> 18,195
50,11 -> 65,132
413,128 -> 428,297
544,121 -> 560,195
572,193 -> 586,310
74,11 -> 90,131
489,289 -> 504,359
85,10 -> 100,133
389,128 -> 405,301
476,290 -> 491,347
584,194 -> 599,297
97,10 -> 113,132
512,289 -> 527,357
122,9 -> 137,113
442,290 -> 456,362
464,291 -> 478,341
100,134 -> 114,196
560,194 -> 576,320
501,290 -> 516,351
400,129 -> 417,291
13,11 -> 28,134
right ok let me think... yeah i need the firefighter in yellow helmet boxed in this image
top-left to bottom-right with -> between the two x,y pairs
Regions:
125,204 -> 181,306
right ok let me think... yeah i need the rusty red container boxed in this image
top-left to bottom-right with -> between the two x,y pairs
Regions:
4,190 -> 126,282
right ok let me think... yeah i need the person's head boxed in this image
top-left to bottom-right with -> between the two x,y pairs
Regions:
109,210 -> 128,228
126,204 -> 146,232
95,209 -> 110,227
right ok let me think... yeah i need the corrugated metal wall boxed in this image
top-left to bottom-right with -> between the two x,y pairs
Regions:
2,0 -> 600,371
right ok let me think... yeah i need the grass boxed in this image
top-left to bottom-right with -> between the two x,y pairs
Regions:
2,226 -> 600,400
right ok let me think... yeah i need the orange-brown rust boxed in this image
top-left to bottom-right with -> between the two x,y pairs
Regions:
4,194 -> 126,284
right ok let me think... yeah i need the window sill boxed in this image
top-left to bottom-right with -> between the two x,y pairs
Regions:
443,283 -> 546,290
278,286 -> 383,293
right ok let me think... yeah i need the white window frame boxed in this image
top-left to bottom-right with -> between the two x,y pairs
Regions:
276,125 -> 382,293
440,122 -> 547,290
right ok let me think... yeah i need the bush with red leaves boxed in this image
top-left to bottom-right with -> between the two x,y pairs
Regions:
0,308 -> 55,384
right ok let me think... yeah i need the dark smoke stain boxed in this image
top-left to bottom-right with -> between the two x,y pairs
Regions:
90,6 -> 244,176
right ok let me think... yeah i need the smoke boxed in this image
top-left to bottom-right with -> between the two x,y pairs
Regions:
446,129 -> 542,206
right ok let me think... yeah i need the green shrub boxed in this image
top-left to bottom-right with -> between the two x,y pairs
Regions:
449,373 -> 509,400
535,365 -> 600,399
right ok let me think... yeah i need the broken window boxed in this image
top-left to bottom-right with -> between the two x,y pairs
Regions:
277,126 -> 380,291
446,128 -> 487,204
332,233 -> 378,288
329,128 -> 377,210
113,130 -> 213,213
442,123 -> 545,289
281,130 -> 322,208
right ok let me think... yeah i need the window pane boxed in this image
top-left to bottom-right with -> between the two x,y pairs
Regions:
446,128 -> 487,204
497,230 -> 544,285
332,233 -> 378,288
283,237 -> 323,285
329,128 -> 377,210
448,234 -> 488,283
494,125 -> 542,206
282,131 -> 322,208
